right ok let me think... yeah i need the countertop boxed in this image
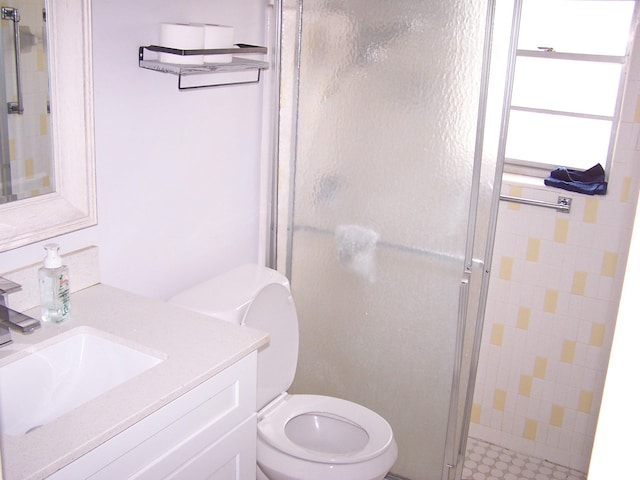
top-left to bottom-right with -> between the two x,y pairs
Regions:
0,283 -> 268,480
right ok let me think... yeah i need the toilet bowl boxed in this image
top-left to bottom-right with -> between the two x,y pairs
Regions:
257,394 -> 397,480
169,264 -> 397,480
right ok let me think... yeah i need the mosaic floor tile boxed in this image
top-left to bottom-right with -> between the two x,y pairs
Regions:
462,437 -> 587,480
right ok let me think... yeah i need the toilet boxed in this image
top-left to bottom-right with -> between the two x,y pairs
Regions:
169,264 -> 397,480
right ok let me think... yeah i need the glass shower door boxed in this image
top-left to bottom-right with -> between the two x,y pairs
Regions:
277,1 -> 497,478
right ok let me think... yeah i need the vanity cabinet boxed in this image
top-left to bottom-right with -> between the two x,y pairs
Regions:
47,351 -> 257,480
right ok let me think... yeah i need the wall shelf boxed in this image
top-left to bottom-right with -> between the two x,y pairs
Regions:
138,44 -> 268,90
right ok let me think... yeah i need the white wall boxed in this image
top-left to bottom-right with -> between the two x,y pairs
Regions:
589,185 -> 640,478
0,0 -> 268,300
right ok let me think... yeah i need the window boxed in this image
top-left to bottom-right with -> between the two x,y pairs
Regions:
502,0 -> 637,178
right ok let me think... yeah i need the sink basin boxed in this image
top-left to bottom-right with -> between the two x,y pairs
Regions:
0,328 -> 164,436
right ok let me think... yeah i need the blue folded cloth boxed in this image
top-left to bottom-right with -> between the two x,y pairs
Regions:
544,163 -> 607,195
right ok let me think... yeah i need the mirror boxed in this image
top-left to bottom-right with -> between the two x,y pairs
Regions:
0,0 -> 53,203
0,0 -> 96,252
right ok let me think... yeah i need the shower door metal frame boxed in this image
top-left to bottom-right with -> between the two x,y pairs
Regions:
442,1 -> 500,478
271,1 -> 504,478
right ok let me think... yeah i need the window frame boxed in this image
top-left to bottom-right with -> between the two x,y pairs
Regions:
501,0 -> 638,181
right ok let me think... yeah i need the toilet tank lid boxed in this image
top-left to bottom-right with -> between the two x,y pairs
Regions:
168,264 -> 290,321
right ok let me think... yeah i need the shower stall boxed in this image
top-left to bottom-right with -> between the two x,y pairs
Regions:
273,1 -> 503,478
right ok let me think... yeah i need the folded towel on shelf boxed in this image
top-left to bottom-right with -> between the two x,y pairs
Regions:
544,163 -> 607,195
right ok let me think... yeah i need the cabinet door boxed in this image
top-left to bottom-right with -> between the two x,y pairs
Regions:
136,416 -> 257,480
48,352 -> 257,480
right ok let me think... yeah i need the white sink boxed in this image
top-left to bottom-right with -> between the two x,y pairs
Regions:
0,328 -> 164,436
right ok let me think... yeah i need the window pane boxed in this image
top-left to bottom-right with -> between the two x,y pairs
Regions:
518,0 -> 635,55
512,57 -> 622,116
506,111 -> 611,169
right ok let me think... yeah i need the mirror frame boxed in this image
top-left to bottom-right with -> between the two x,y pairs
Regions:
0,0 -> 96,252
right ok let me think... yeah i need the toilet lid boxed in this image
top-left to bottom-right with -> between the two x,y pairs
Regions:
258,394 -> 395,464
244,283 -> 299,410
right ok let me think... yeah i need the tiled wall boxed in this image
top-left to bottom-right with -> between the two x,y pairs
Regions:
469,22 -> 640,474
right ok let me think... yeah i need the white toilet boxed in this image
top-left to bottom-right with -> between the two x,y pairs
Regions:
169,264 -> 397,480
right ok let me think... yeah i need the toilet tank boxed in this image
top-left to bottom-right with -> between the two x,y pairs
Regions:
169,264 -> 298,410
168,264 -> 290,324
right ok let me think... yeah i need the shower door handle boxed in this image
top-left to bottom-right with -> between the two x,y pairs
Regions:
1,6 -> 23,115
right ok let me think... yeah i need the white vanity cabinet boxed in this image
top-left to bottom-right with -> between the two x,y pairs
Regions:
47,351 -> 258,480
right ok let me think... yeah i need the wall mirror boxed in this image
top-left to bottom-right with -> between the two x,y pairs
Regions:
0,0 -> 96,252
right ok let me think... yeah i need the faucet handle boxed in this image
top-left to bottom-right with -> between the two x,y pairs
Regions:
0,277 -> 21,308
0,277 -> 21,295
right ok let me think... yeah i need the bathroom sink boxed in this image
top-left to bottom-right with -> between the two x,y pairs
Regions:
0,328 -> 164,436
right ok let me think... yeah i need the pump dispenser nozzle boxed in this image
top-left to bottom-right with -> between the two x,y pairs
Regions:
43,243 -> 63,268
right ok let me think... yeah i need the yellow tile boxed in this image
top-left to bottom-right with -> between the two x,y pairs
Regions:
583,198 -> 599,223
518,374 -> 533,397
499,257 -> 514,281
550,404 -> 565,427
523,418 -> 538,440
590,323 -> 606,347
578,390 -> 594,414
561,340 -> 576,363
507,186 -> 522,211
554,218 -> 569,243
9,138 -> 15,160
601,251 -> 618,277
516,307 -> 530,330
621,176 -> 632,203
490,324 -> 505,346
533,356 -> 547,379
543,289 -> 558,313
42,175 -> 50,188
471,403 -> 482,424
571,271 -> 587,295
37,47 -> 46,71
40,113 -> 48,135
493,389 -> 507,411
526,238 -> 540,262
509,185 -> 523,196
24,158 -> 34,179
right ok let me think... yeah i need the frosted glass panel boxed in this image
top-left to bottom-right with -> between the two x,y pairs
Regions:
286,1 -> 491,478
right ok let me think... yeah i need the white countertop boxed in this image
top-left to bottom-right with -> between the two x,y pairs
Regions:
0,283 -> 268,480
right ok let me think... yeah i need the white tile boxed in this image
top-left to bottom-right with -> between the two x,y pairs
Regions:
490,411 -> 503,430
573,412 -> 590,436
546,426 -> 561,448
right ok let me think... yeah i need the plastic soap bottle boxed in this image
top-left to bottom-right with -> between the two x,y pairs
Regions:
38,243 -> 70,323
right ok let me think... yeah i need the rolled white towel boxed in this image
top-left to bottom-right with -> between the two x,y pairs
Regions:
335,225 -> 379,282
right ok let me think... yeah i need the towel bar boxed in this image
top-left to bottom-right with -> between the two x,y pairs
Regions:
499,195 -> 572,213
2,6 -> 24,114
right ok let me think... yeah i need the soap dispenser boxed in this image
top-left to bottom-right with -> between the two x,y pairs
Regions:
38,243 -> 70,323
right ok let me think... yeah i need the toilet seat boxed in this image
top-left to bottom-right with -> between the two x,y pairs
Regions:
170,265 -> 397,479
258,394 -> 394,465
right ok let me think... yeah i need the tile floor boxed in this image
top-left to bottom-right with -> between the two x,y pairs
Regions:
462,437 -> 587,480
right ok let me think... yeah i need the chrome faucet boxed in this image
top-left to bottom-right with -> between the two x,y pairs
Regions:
0,277 -> 41,344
